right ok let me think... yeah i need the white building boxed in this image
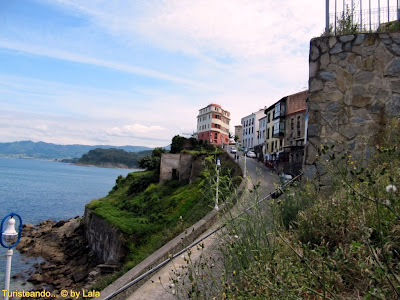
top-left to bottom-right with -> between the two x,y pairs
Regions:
241,108 -> 265,149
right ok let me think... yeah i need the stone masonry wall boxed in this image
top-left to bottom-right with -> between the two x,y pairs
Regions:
305,32 -> 400,185
160,153 -> 193,183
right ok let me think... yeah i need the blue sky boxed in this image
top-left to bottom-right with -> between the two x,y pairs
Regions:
0,0 -> 325,147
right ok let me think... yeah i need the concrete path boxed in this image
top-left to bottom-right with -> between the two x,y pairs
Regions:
126,150 -> 279,300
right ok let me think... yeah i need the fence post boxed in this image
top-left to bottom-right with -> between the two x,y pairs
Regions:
398,0 -> 400,21
326,0 -> 330,34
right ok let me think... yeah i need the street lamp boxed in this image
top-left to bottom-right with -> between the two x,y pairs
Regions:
1,213 -> 22,300
215,158 -> 221,211
244,148 -> 247,178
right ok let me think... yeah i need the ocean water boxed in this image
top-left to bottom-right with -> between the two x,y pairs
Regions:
0,157 -> 139,291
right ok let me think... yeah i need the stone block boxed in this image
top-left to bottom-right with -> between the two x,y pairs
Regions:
329,36 -> 337,48
365,34 -> 376,46
336,68 -> 352,92
309,61 -> 318,78
353,34 -> 366,45
352,45 -> 363,55
370,102 -> 384,114
352,95 -> 372,108
339,52 -> 348,60
379,33 -> 390,39
307,124 -> 321,137
324,91 -> 343,102
320,71 -> 336,81
309,78 -> 323,92
330,43 -> 343,54
390,32 -> 400,43
344,42 -> 352,52
363,56 -> 374,71
352,85 -> 367,96
354,71 -> 375,84
310,45 -> 320,61
350,116 -> 366,126
347,63 -> 357,74
340,35 -> 355,43
390,80 -> 400,93
325,101 -> 340,113
385,59 -> 400,77
392,43 -> 400,56
339,125 -> 358,140
386,96 -> 400,117
320,52 -> 330,68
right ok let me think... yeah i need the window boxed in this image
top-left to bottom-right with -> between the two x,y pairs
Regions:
274,103 -> 281,118
291,118 -> 294,130
267,128 -> 270,139
297,130 -> 301,138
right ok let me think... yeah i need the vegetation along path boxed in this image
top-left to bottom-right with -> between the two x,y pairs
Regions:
126,148 -> 279,299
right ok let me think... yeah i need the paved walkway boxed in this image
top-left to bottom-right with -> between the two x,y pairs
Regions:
127,150 -> 279,300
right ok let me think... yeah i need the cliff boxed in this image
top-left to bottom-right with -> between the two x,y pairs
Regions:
83,207 -> 128,264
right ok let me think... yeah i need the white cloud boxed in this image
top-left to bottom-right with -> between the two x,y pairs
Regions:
1,1 -> 327,146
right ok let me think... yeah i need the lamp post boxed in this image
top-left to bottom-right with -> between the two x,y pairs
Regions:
1,213 -> 22,300
244,148 -> 247,178
215,158 -> 221,211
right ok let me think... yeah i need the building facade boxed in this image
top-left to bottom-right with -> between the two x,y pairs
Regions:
197,104 -> 230,146
234,125 -> 243,145
282,90 -> 308,175
241,108 -> 265,150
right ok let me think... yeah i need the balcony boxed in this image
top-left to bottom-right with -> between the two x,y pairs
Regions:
273,128 -> 285,138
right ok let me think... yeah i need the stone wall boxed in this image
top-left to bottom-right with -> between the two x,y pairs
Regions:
83,207 -> 127,264
159,153 -> 194,183
305,32 -> 400,184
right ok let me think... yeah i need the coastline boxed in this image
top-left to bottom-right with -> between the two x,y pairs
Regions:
16,217 -> 103,296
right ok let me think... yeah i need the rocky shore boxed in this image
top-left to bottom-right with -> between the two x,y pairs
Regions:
15,217 -> 105,299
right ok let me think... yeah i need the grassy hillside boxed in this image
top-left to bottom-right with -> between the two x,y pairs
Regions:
87,151 -> 242,286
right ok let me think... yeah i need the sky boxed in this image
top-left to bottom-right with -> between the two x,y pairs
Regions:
0,0 -> 327,148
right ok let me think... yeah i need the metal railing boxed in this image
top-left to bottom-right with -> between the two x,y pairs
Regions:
325,0 -> 400,35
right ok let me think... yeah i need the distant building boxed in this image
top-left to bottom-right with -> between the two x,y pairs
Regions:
241,108 -> 265,151
282,90 -> 308,175
263,90 -> 308,175
196,104 -> 230,146
234,125 -> 243,145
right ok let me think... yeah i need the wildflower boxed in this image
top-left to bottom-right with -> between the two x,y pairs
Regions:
169,283 -> 175,288
386,185 -> 398,193
234,235 -> 239,239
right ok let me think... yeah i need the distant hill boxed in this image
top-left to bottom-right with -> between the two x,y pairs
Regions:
77,148 -> 152,168
0,141 -> 153,159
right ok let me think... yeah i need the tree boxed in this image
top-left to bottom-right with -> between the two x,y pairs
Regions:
170,135 -> 186,154
138,147 -> 165,171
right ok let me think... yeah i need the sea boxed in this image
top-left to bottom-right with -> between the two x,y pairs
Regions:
0,157 -> 139,291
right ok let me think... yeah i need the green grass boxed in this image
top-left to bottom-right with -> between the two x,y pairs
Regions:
86,152 -> 242,291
